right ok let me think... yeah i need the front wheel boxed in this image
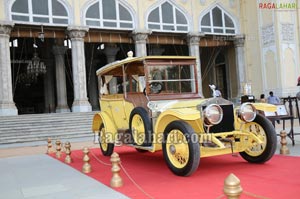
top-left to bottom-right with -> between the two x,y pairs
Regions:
240,114 -> 277,163
98,124 -> 114,156
162,121 -> 200,176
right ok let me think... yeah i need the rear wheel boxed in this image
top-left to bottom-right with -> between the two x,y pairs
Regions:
129,107 -> 152,146
240,114 -> 277,163
162,121 -> 200,176
98,124 -> 114,156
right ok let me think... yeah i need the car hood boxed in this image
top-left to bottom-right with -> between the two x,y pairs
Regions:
147,97 -> 233,112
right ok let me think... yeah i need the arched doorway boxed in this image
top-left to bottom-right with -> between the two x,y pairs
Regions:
215,53 -> 228,99
10,37 -> 76,114
11,37 -> 48,114
201,48 -> 229,98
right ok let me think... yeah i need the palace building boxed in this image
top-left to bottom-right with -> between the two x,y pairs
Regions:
0,0 -> 299,115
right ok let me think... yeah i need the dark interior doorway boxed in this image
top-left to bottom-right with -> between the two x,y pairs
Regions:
215,53 -> 228,99
10,37 -> 47,114
200,47 -> 228,98
10,37 -> 75,114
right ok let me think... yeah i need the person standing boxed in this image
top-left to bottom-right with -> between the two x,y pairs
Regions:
267,91 -> 280,104
260,94 -> 266,103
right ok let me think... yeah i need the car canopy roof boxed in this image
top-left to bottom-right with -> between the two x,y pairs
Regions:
96,55 -> 196,76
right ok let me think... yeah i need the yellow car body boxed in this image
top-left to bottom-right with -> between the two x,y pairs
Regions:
92,54 -> 277,176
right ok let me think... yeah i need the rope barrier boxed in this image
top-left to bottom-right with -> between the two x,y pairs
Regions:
119,163 -> 154,199
215,190 -> 270,199
89,149 -> 111,166
56,144 -> 274,199
89,146 -> 154,199
243,191 -> 271,199
215,194 -> 225,199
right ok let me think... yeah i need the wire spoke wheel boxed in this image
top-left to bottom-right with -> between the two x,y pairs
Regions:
243,122 -> 267,156
129,107 -> 152,146
166,129 -> 189,168
162,121 -> 200,176
240,114 -> 277,163
99,127 -> 108,151
132,114 -> 146,145
98,124 -> 114,156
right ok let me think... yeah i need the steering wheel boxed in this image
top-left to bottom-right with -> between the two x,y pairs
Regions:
149,82 -> 163,94
143,82 -> 163,95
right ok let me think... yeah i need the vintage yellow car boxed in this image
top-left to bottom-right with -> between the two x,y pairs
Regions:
92,52 -> 277,176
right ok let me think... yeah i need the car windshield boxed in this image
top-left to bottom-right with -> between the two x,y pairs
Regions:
147,64 -> 196,94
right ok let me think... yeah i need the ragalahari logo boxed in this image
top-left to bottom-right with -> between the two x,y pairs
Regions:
259,2 -> 297,9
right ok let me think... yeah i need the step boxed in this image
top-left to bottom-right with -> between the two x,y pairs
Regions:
0,112 -> 98,147
0,114 -> 95,123
0,117 -> 92,123
0,134 -> 94,145
0,129 -> 91,139
0,132 -> 93,143
0,122 -> 91,132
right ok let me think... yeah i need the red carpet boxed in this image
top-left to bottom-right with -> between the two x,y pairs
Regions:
50,146 -> 300,199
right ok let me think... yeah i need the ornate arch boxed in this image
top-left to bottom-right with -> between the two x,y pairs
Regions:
146,0 -> 190,33
8,0 -> 70,25
82,0 -> 135,30
199,3 -> 239,35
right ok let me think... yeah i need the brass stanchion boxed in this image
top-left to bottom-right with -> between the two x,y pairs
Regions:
47,138 -> 53,154
280,130 -> 290,155
82,147 -> 91,173
64,141 -> 72,164
110,152 -> 123,188
223,173 -> 243,199
55,140 -> 62,158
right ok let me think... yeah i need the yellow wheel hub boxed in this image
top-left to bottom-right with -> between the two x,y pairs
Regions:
244,122 -> 267,156
166,129 -> 189,168
132,114 -> 145,145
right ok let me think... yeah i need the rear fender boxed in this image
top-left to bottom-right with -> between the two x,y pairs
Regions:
92,112 -> 117,137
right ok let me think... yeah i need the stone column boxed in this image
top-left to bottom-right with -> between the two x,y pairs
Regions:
67,26 -> 92,112
87,59 -> 100,111
104,44 -> 120,94
53,45 -> 70,112
44,60 -> 55,113
234,34 -> 246,97
132,30 -> 152,57
187,32 -> 204,97
43,38 -> 56,113
0,21 -> 18,116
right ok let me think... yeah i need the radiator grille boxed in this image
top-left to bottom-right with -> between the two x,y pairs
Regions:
207,104 -> 235,133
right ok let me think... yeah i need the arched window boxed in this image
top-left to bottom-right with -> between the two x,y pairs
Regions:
85,0 -> 134,30
147,1 -> 188,32
10,0 -> 69,25
200,6 -> 235,35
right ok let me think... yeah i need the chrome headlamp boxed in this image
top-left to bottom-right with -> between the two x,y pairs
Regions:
203,104 -> 223,125
237,103 -> 256,122
147,101 -> 157,110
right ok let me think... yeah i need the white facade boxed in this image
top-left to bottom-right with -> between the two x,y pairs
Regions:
0,0 -> 299,115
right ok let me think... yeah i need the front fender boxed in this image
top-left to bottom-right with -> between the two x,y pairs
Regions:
154,108 -> 200,134
252,103 -> 277,113
92,112 -> 117,135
